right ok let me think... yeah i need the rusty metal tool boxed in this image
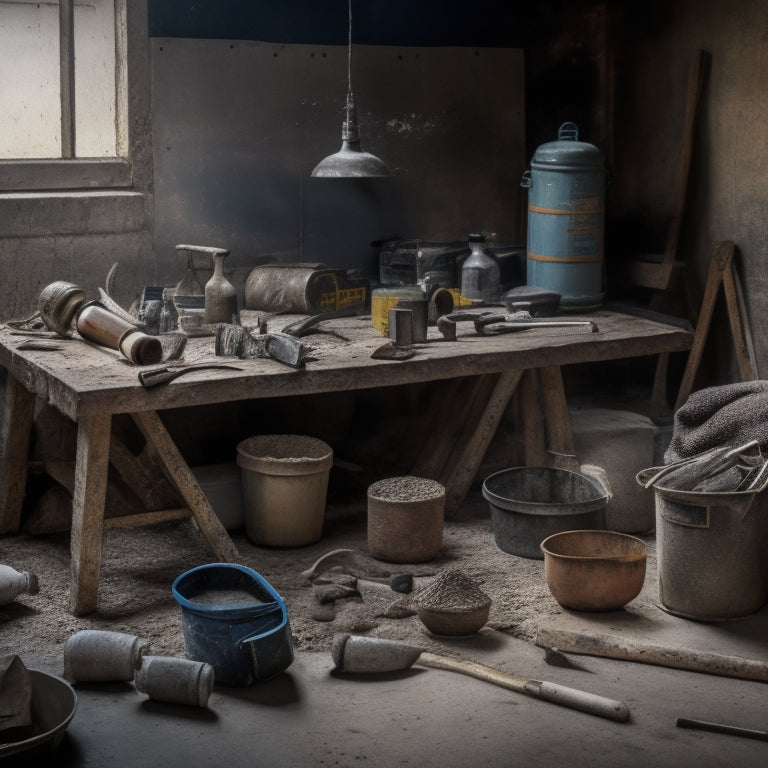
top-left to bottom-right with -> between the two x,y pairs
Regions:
281,306 -> 359,337
676,717 -> 768,742
474,313 -> 598,336
437,310 -> 598,340
138,364 -> 243,388
214,324 -> 308,368
370,342 -> 415,360
332,634 -> 630,723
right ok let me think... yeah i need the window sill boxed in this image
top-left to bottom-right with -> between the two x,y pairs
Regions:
0,158 -> 132,192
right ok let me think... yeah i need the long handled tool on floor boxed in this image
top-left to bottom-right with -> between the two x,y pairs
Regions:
676,717 -> 768,742
331,634 -> 630,723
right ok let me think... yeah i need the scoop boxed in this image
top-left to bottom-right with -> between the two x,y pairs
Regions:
331,633 -> 630,723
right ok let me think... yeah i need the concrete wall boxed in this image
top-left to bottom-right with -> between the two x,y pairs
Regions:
610,0 -> 768,386
150,39 -> 526,291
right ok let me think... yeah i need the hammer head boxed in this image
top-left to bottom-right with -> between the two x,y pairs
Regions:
332,633 -> 424,674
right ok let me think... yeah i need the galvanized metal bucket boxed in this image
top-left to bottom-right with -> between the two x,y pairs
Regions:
521,122 -> 605,310
637,454 -> 768,621
482,466 -> 608,560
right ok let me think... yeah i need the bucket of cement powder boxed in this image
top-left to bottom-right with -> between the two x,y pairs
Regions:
172,563 -> 293,686
367,476 -> 445,563
237,434 -> 333,547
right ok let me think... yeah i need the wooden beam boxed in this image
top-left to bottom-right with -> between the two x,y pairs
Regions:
444,369 -> 524,515
132,410 -> 239,562
70,412 -> 112,615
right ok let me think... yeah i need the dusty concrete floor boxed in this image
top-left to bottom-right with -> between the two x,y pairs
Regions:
2,490 -> 768,766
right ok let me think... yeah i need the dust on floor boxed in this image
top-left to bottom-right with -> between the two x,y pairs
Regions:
0,490 -> 659,673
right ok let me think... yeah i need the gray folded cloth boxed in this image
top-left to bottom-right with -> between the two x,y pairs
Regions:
665,381 -> 768,463
0,654 -> 32,735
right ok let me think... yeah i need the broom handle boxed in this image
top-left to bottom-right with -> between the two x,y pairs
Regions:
418,652 -> 630,723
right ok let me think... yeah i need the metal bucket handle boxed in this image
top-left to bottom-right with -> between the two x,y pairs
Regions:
636,440 -> 768,492
558,122 -> 579,141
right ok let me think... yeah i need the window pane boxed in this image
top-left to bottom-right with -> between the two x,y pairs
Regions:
0,2 -> 61,159
0,0 -> 117,160
74,0 -> 116,157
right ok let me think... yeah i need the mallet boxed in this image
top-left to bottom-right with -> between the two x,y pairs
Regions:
332,633 -> 630,723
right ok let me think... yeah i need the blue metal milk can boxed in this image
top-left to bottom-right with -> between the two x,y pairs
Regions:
521,122 -> 605,310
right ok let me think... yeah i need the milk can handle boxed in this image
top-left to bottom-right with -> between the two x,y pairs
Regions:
520,170 -> 531,189
558,122 -> 579,141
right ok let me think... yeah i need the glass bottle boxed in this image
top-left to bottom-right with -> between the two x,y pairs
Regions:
460,233 -> 500,304
0,564 -> 39,605
204,250 -> 238,325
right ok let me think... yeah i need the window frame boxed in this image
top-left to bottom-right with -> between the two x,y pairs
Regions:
0,0 -> 134,193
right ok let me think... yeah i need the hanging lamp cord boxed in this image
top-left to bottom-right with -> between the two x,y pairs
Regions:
347,0 -> 353,94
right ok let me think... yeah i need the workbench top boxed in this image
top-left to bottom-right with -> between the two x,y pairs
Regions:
0,308 -> 693,422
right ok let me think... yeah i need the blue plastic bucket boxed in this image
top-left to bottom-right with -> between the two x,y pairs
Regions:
172,563 -> 293,687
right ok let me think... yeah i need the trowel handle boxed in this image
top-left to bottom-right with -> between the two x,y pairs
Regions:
418,652 -> 629,723
525,679 -> 630,723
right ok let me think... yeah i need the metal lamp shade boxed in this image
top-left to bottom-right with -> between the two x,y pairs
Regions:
311,91 -> 391,178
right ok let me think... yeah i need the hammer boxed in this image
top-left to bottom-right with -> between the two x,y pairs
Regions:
331,634 -> 630,723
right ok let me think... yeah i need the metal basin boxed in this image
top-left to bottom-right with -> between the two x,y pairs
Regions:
482,466 -> 607,559
0,670 -> 77,759
540,530 -> 647,611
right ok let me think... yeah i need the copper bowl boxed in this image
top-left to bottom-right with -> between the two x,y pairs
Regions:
540,530 -> 647,611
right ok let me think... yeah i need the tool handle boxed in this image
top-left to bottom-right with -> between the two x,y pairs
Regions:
525,680 -> 630,723
176,244 -> 230,258
676,717 -> 768,741
418,653 -> 629,723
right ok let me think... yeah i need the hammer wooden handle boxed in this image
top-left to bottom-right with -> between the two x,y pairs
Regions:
418,652 -> 630,723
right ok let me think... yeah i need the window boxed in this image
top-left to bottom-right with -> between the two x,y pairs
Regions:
0,0 -> 131,189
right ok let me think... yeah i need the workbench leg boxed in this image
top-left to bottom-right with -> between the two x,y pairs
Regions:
0,375 -> 36,534
519,370 -> 547,466
539,365 -> 579,471
444,369 -> 524,516
70,412 -> 111,616
132,410 -> 239,563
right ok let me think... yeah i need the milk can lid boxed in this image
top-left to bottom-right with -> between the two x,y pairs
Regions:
531,122 -> 603,169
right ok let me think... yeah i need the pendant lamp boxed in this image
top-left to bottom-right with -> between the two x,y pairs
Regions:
311,0 -> 391,178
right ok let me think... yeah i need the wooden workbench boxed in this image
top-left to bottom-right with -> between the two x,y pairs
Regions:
0,309 -> 692,615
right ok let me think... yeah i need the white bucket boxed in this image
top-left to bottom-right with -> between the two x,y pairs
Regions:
236,435 -> 333,547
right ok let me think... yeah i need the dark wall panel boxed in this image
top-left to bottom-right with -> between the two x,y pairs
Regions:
148,0 -> 529,46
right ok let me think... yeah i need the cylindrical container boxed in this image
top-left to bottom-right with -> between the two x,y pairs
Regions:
63,629 -> 147,683
396,298 -> 428,341
367,476 -> 445,563
522,122 -> 605,310
134,656 -> 215,707
460,233 -> 500,304
37,281 -> 86,336
388,308 -> 413,346
371,286 -> 425,336
236,435 -> 334,547
76,301 -> 163,365
204,249 -> 238,325
0,564 -> 39,605
482,466 -> 608,559
637,468 -> 768,621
